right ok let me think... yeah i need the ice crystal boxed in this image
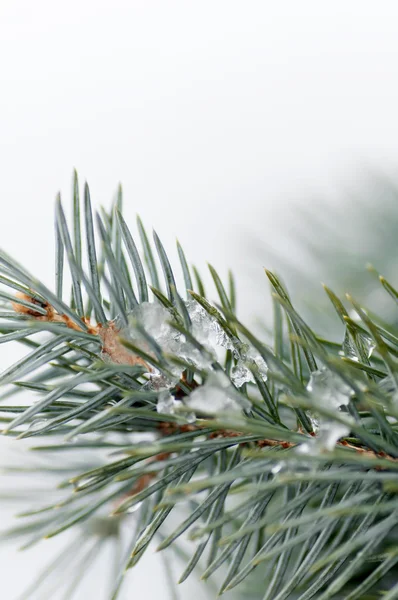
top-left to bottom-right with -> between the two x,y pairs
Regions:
307,367 -> 352,410
125,300 -> 234,376
186,299 -> 233,351
297,421 -> 350,455
127,302 -> 182,354
317,421 -> 350,451
126,502 -> 143,514
378,376 -> 398,408
156,391 -> 195,422
308,413 -> 320,433
361,333 -> 376,358
230,344 -> 268,388
231,360 -> 254,387
156,391 -> 182,415
147,372 -> 178,391
341,329 -> 358,362
299,367 -> 353,454
186,371 -> 251,415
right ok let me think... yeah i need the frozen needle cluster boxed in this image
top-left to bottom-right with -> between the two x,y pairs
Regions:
126,300 -> 233,371
186,298 -> 233,353
125,301 -> 254,419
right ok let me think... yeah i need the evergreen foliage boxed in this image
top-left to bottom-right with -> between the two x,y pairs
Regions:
1,173 -> 398,599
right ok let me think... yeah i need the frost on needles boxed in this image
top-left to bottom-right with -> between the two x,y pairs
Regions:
0,173 -> 398,600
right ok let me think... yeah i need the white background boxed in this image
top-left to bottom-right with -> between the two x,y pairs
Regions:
1,1 -> 398,598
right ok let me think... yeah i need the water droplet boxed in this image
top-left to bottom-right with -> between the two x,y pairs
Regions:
341,328 -> 375,361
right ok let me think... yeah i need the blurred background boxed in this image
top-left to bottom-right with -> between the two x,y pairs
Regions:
2,1 -> 398,598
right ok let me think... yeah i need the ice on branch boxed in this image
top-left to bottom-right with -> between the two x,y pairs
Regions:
124,300 -> 237,387
186,371 -> 251,416
156,390 -> 196,422
126,302 -> 184,387
126,300 -> 234,360
297,421 -> 350,455
157,391 -> 182,415
316,421 -> 351,451
231,361 -> 254,387
128,302 -> 183,354
231,344 -> 268,388
120,300 -> 269,401
298,367 -> 353,454
156,390 -> 186,419
186,298 -> 233,351
306,367 -> 352,410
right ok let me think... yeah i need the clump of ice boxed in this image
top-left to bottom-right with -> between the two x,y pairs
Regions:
145,372 -> 177,391
126,300 -> 235,379
156,390 -> 196,423
156,390 -> 182,415
186,299 -> 234,352
297,367 -> 353,454
126,302 -> 205,389
231,361 -> 254,387
307,367 -> 352,409
186,371 -> 251,415
376,376 -> 398,409
297,421 -> 350,455
316,421 -> 351,451
126,503 -> 142,514
308,414 -> 319,432
126,300 -> 265,401
231,344 -> 268,388
361,333 -> 376,358
127,302 -> 183,354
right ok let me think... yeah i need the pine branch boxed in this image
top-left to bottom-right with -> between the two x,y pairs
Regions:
1,173 -> 398,599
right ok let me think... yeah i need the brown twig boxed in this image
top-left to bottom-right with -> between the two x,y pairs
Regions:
12,291 -> 148,368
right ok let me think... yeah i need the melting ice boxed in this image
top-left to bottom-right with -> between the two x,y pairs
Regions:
126,300 -> 257,414
299,367 -> 353,454
126,300 -> 235,376
186,298 -> 233,352
297,421 -> 350,455
186,371 -> 251,415
306,367 -> 352,409
127,302 -> 183,355
156,390 -> 196,423
231,345 -> 268,388
156,390 -> 182,415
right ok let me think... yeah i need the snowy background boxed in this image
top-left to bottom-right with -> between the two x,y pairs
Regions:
2,1 -> 398,598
